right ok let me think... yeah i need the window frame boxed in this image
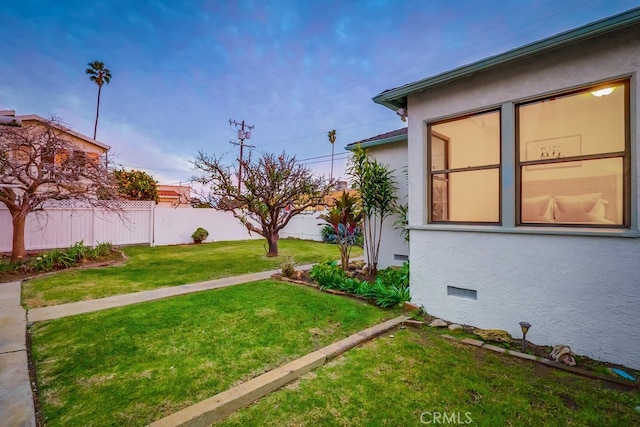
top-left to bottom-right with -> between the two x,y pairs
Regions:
426,109 -> 502,225
514,79 -> 631,228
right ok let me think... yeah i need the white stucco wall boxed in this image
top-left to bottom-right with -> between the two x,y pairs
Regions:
405,26 -> 640,368
153,208 -> 326,246
365,140 -> 409,269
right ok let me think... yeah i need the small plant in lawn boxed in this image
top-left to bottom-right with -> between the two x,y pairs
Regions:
191,227 -> 209,243
281,257 -> 297,279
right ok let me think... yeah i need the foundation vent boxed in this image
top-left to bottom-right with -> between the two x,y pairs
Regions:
447,286 -> 477,300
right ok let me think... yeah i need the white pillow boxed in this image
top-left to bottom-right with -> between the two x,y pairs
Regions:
522,195 -> 555,223
555,193 -> 602,223
587,199 -> 615,223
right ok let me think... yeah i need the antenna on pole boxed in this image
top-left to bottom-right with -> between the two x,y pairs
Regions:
229,119 -> 255,193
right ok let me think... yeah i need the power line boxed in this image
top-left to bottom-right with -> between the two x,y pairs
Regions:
301,155 -> 350,166
299,152 -> 348,162
252,117 -> 400,148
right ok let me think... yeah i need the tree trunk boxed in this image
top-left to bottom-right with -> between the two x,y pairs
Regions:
340,244 -> 349,271
266,231 -> 279,257
93,84 -> 102,140
11,213 -> 26,263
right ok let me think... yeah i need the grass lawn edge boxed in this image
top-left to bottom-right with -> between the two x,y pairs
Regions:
149,315 -> 409,427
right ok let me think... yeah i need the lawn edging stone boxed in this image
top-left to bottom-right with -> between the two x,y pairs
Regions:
441,333 -> 638,389
149,315 -> 410,427
402,319 -> 424,329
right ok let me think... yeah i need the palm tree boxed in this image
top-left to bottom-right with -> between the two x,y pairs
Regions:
85,61 -> 112,140
327,129 -> 336,181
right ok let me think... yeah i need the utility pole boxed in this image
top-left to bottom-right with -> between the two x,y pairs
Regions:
229,119 -> 255,193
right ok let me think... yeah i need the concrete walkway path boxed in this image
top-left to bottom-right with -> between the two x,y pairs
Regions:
1,258 -> 366,426
0,281 -> 35,427
28,263 -> 316,323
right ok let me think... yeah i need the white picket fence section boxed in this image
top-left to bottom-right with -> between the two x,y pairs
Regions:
0,201 -> 326,252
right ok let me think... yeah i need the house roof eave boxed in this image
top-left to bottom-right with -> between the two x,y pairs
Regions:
345,129 -> 408,151
373,7 -> 640,111
18,114 -> 111,151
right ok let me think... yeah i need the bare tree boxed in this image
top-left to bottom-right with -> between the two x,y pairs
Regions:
192,151 -> 334,256
0,117 -> 120,262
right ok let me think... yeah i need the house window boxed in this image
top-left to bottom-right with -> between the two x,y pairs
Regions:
517,80 -> 629,226
12,145 -> 31,162
428,110 -> 501,223
73,150 -> 87,167
42,146 -> 54,165
54,149 -> 69,166
86,152 -> 100,165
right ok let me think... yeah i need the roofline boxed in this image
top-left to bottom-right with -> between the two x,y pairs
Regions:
17,114 -> 111,151
373,7 -> 640,110
345,132 -> 407,151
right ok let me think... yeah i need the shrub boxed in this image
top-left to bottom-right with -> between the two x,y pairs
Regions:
309,260 -> 411,308
309,260 -> 348,289
0,261 -> 21,274
27,248 -> 74,271
90,242 -> 113,258
20,241 -> 115,273
66,241 -> 90,262
281,257 -> 297,279
191,227 -> 209,243
321,225 -> 337,243
376,262 -> 409,289
318,191 -> 363,271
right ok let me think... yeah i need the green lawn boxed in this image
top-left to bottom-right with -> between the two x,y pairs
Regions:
31,280 -> 397,427
22,239 -> 358,308
221,328 -> 640,427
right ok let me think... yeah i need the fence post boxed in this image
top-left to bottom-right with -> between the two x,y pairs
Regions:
91,205 -> 96,247
150,201 -> 155,247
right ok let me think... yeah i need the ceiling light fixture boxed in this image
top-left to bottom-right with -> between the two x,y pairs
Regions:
591,87 -> 615,97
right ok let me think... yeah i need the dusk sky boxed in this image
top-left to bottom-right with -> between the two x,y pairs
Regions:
2,0 -> 639,185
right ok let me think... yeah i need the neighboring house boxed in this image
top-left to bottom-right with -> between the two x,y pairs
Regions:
157,184 -> 191,208
371,8 -> 640,369
1,110 -> 110,161
346,128 -> 409,268
299,183 -> 357,213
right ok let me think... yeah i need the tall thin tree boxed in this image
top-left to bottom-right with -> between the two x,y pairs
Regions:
327,129 -> 336,181
85,61 -> 112,140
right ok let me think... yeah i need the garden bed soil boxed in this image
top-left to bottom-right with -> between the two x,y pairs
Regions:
0,249 -> 126,284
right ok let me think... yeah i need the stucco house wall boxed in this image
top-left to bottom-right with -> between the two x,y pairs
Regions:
157,184 -> 191,208
403,22 -> 640,368
17,114 -> 110,156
